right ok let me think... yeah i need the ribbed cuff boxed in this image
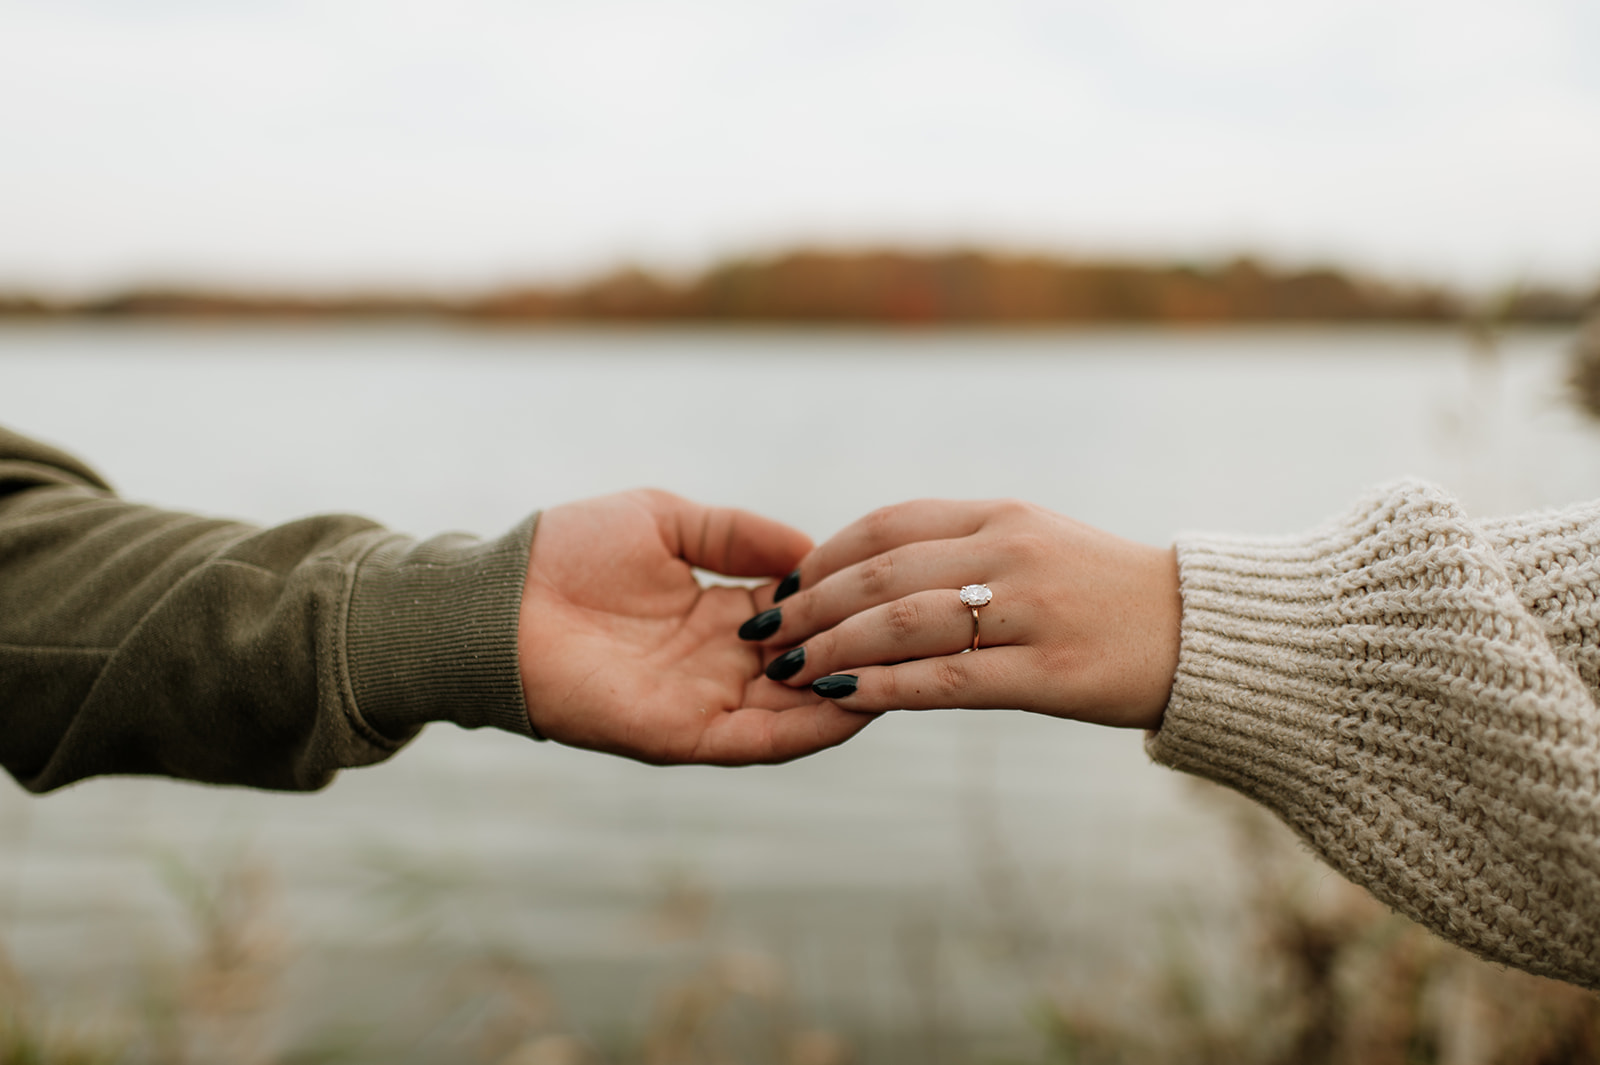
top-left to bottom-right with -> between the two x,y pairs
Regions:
1144,483 -> 1415,808
345,514 -> 539,740
1146,530 -> 1344,808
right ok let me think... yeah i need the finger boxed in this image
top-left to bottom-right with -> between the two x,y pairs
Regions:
645,490 -> 813,577
768,588 -> 1022,686
743,673 -> 827,710
694,701 -> 876,765
792,499 -> 993,593
768,540 -> 995,646
807,646 -> 1041,712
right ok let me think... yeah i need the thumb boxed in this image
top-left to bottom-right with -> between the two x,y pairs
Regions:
645,491 -> 813,577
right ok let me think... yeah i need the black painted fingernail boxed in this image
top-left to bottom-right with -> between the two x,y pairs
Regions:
811,674 -> 858,699
773,569 -> 801,603
765,646 -> 806,681
738,607 -> 782,641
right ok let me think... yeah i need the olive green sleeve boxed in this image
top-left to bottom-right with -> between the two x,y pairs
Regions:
0,426 -> 536,793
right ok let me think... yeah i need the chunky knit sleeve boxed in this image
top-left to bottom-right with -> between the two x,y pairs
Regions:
1147,482 -> 1600,989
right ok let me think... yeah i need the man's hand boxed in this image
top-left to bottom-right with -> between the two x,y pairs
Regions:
518,490 -> 873,765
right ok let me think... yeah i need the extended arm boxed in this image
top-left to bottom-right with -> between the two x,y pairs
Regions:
0,426 -> 867,793
752,484 -> 1600,989
1151,482 -> 1600,988
0,425 -> 530,791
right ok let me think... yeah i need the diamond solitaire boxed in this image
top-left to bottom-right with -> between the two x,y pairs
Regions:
959,584 -> 992,608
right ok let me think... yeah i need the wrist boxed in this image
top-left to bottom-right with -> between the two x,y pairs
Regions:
1130,544 -> 1182,731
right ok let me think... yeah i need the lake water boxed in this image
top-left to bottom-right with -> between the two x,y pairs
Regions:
1,323 -> 1597,1061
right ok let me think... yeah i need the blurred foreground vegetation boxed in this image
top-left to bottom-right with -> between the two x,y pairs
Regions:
5,785 -> 1596,1065
1565,314 -> 1600,420
4,249 -> 1595,327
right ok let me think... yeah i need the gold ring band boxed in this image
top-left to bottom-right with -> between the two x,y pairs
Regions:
958,584 -> 993,654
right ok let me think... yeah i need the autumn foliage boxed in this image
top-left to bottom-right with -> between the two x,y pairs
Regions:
7,248 -> 1595,325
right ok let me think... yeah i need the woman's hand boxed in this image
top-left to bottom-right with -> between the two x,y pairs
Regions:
519,490 -> 873,765
738,500 -> 1183,731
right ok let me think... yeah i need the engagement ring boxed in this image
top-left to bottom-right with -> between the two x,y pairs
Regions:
959,584 -> 992,652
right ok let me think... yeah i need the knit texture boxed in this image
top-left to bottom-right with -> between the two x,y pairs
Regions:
1149,481 -> 1600,989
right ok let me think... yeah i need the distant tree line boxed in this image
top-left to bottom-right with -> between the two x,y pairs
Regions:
5,249 -> 1595,325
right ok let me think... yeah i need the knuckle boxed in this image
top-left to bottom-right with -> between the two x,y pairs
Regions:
806,628 -> 836,671
874,668 -> 901,707
1038,641 -> 1082,684
782,586 -> 823,633
782,593 -> 813,633
885,597 -> 922,642
859,551 -> 896,596
1005,531 -> 1052,567
634,487 -> 678,509
861,505 -> 901,548
1030,643 -> 1065,676
931,656 -> 968,697
990,498 -> 1034,523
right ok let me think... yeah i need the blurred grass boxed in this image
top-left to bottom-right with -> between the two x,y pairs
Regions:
1567,312 -> 1600,420
1015,789 -> 1600,1065
5,785 -> 1598,1065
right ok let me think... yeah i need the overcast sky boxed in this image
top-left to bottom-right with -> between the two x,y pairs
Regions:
2,0 -> 1597,295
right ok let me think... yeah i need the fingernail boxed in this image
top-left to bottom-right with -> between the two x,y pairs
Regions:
773,569 -> 801,603
738,607 -> 782,641
765,646 -> 806,681
811,674 -> 858,699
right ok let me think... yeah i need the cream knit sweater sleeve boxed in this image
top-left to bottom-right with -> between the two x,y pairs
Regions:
1147,481 -> 1600,989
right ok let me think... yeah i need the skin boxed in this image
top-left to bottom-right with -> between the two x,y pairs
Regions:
518,489 -> 872,765
749,499 -> 1184,731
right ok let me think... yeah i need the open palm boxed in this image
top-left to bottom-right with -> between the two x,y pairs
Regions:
517,490 -> 871,764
